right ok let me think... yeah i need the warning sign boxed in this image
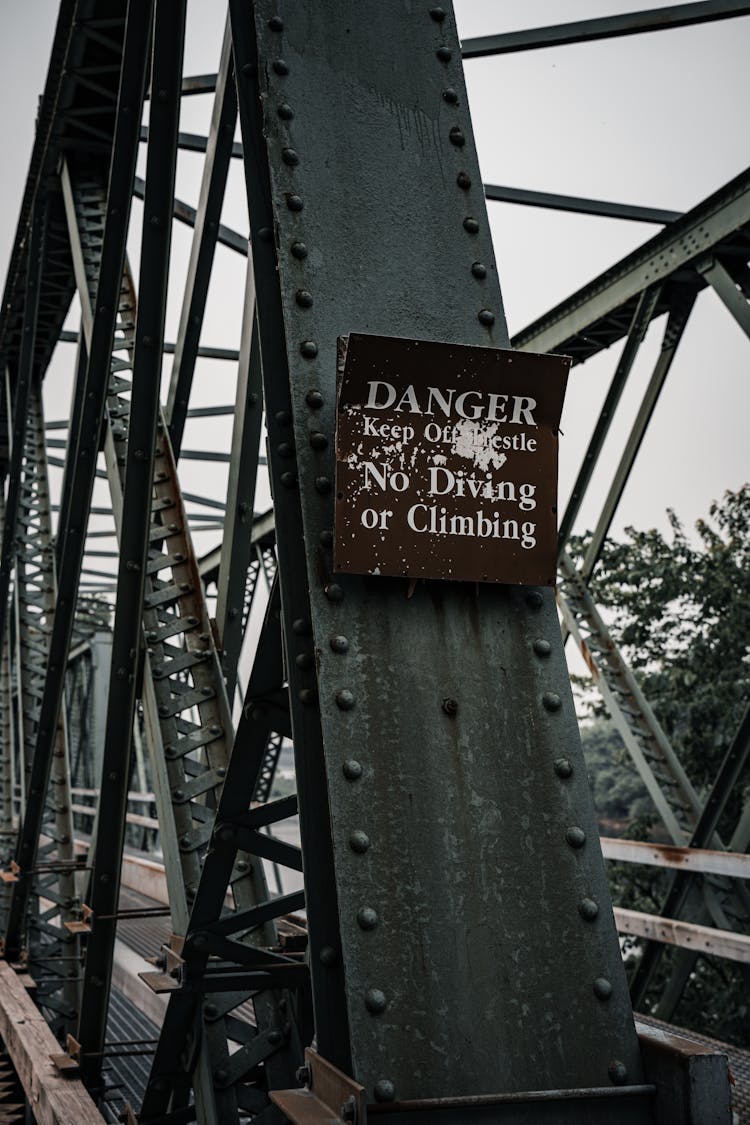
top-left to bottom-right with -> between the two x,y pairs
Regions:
334,333 -> 569,585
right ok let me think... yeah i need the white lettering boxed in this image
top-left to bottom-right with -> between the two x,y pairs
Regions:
365,381 -> 396,409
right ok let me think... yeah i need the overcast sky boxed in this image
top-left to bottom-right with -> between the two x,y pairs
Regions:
0,1 -> 748,563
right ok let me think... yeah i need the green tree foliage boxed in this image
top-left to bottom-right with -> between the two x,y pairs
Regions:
571,485 -> 750,1046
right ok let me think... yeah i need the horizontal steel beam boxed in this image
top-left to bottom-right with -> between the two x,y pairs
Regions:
615,907 -> 750,963
485,183 -> 680,224
462,1 -> 750,57
601,837 -> 750,879
58,327 -> 239,361
139,124 -> 242,158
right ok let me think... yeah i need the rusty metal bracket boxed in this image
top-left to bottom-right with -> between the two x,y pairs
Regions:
271,1047 -> 367,1125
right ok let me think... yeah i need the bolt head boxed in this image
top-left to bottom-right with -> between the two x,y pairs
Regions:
542,691 -> 562,713
343,759 -> 363,781
463,216 -> 479,234
330,634 -> 349,653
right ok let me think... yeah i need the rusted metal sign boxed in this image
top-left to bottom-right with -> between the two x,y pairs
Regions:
334,334 -> 570,585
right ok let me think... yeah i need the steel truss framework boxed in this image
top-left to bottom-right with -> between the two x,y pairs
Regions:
0,2 -> 747,1123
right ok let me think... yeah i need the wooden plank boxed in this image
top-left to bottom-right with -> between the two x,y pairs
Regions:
0,961 -> 103,1125
601,836 -> 750,879
615,908 -> 750,963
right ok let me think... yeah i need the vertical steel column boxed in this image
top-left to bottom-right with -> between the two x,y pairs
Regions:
76,0 -> 185,1086
166,17 -> 238,456
0,206 -> 45,657
579,294 -> 695,580
215,258 -> 263,702
558,286 -> 661,550
231,1 -> 645,1113
10,381 -> 79,1035
3,0 -> 153,964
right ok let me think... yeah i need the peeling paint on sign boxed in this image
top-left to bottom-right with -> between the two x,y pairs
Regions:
334,333 -> 570,585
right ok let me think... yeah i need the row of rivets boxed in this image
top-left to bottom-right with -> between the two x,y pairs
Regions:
531,602 -> 613,1034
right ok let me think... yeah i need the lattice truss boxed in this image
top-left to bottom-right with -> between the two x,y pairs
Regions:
0,3 -> 747,1123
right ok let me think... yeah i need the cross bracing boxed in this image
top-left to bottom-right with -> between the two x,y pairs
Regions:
0,3 -> 747,1123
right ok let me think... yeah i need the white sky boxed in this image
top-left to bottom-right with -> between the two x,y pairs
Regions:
0,0 -> 748,567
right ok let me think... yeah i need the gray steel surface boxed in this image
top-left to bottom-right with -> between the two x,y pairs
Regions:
248,0 -> 644,1106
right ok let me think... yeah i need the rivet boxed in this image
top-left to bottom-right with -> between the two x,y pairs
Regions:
300,340 -> 318,358
478,309 -> 495,326
526,590 -> 544,609
299,687 -> 317,706
268,15 -> 284,32
310,431 -> 328,449
296,289 -> 313,308
608,1060 -> 628,1086
449,126 -> 465,147
593,977 -> 612,1001
330,635 -> 349,653
555,757 -> 572,778
456,171 -> 471,190
471,262 -> 487,280
315,476 -> 331,494
436,46 -> 452,62
275,410 -> 291,426
336,689 -> 355,711
326,583 -> 344,603
258,226 -> 273,242
286,192 -> 303,211
442,697 -> 458,717
357,906 -> 379,930
374,1079 -> 396,1103
280,471 -> 297,488
295,652 -> 313,670
292,618 -> 310,635
543,691 -> 562,712
306,389 -> 324,408
319,945 -> 339,966
463,217 -> 479,234
319,529 -> 334,547
342,759 -> 363,781
278,103 -> 294,120
442,87 -> 458,104
429,7 -> 446,21
349,831 -> 371,854
277,441 -> 295,458
291,241 -> 308,259
533,638 -> 552,657
565,826 -> 586,849
365,988 -> 387,1014
273,59 -> 289,76
579,897 -> 599,921
282,147 -> 299,166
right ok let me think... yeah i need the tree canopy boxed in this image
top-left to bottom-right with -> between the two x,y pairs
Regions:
571,484 -> 750,1046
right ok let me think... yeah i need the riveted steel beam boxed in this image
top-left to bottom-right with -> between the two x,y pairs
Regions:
225,1 -> 645,1112
166,18 -> 238,456
76,0 -> 186,1088
558,286 -> 661,550
0,205 -> 46,658
3,0 -> 152,963
512,168 -> 750,361
215,258 -> 263,702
